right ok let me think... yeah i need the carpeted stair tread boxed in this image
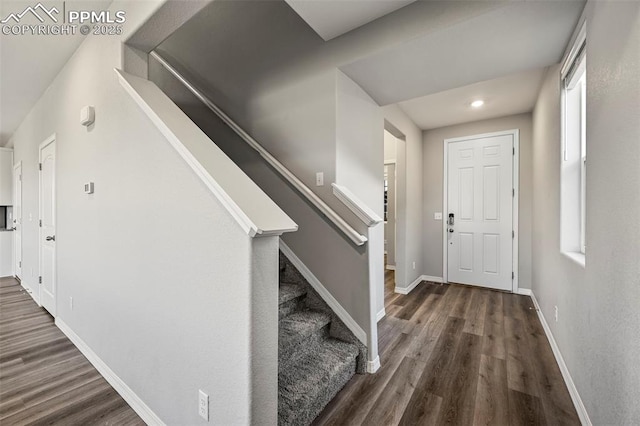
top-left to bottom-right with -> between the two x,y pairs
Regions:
279,283 -> 306,306
279,311 -> 331,358
278,252 -> 365,425
278,338 -> 359,426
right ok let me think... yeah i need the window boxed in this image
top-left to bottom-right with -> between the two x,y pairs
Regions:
561,24 -> 587,260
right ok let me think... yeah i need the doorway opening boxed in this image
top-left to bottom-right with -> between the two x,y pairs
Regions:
379,123 -> 406,321
384,131 -> 397,275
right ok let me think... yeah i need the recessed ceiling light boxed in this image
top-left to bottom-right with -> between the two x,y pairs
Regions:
471,100 -> 485,108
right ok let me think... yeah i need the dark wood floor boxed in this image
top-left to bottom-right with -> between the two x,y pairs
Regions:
314,270 -> 580,426
0,277 -> 144,425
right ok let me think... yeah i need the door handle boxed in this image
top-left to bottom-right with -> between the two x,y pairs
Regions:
46,235 -> 55,241
448,228 -> 454,233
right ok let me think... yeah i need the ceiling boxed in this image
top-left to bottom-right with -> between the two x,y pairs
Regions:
158,0 -> 583,134
0,0 -> 112,146
1,0 -> 585,145
284,0 -> 415,41
398,67 -> 548,130
340,1 -> 584,106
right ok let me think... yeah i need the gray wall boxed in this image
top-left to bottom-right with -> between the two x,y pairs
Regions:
155,0 -> 502,296
249,68 -> 338,201
7,1 -> 279,423
149,57 -> 377,360
532,2 -> 640,423
154,1 -> 389,356
422,113 -> 533,289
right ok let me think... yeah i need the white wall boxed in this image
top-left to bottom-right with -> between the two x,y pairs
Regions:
8,1 -> 279,423
336,70 -> 384,216
384,131 -> 397,162
532,2 -> 640,423
422,113 -> 533,289
0,149 -> 13,205
382,105 -> 423,290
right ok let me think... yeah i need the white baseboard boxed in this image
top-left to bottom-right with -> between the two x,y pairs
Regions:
367,355 -> 380,373
395,274 -> 425,295
55,319 -> 165,426
20,280 -> 40,306
376,308 -> 386,322
422,275 -> 443,283
515,287 -> 532,296
385,265 -> 396,271
279,240 -> 367,345
529,292 -> 592,426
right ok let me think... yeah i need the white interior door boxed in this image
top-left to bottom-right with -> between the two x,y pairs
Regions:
39,138 -> 56,316
446,134 -> 514,291
13,162 -> 22,279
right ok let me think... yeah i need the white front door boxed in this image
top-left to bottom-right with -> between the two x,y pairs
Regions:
13,162 -> 22,279
39,138 -> 56,316
446,133 -> 514,291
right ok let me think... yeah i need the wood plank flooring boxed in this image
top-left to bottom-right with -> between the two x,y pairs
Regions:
314,270 -> 580,426
0,277 -> 144,425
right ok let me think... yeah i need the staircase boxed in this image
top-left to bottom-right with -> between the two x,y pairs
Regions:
278,252 -> 363,426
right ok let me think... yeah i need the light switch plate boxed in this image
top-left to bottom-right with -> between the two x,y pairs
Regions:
84,182 -> 94,194
80,106 -> 95,126
434,212 -> 443,220
316,172 -> 324,186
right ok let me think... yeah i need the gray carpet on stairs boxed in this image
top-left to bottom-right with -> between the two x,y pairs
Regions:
279,253 -> 368,373
278,251 -> 363,426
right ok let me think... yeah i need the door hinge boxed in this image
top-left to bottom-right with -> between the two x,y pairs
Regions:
18,261 -> 21,268
513,147 -> 515,155
512,188 -> 515,197
512,272 -> 515,279
38,276 -> 42,284
512,230 -> 515,238
39,163 -> 42,171
39,219 -> 42,227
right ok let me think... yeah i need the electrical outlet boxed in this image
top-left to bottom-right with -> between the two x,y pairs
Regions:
434,212 -> 442,220
315,172 -> 324,186
554,305 -> 558,322
412,261 -> 416,270
198,390 -> 209,421
70,297 -> 73,310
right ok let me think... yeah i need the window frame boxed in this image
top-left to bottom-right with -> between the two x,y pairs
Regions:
579,74 -> 586,254
560,22 -> 587,261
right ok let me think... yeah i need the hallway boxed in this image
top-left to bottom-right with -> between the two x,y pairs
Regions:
0,277 -> 143,425
314,271 -> 580,425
